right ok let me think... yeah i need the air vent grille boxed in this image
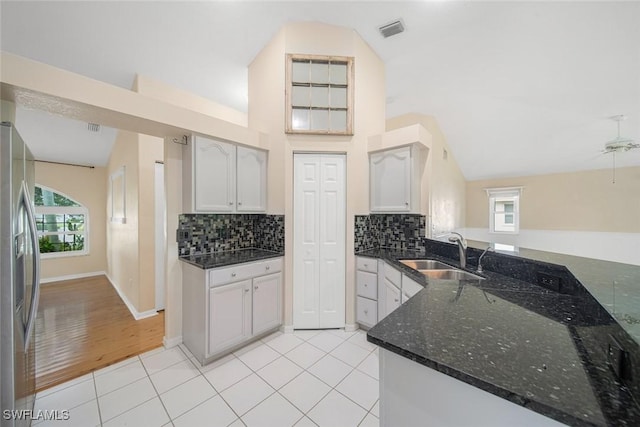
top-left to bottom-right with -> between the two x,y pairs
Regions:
87,123 -> 100,132
379,20 -> 405,38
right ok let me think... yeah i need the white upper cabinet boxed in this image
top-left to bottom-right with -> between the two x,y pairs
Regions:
194,137 -> 236,212
236,146 -> 267,212
184,135 -> 267,213
370,146 -> 416,212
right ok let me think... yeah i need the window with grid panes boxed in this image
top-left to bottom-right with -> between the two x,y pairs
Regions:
286,54 -> 354,135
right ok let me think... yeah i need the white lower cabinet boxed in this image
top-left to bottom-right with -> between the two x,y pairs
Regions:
401,274 -> 422,304
356,257 -> 426,327
252,273 -> 282,336
382,278 -> 401,319
378,262 -> 403,321
208,280 -> 252,355
182,257 -> 282,365
355,257 -> 380,328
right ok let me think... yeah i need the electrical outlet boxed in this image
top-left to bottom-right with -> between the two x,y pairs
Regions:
608,335 -> 632,382
536,272 -> 562,292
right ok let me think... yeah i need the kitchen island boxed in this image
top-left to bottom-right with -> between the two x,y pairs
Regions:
363,247 -> 640,426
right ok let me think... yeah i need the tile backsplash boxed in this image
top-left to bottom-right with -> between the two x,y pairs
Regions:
177,214 -> 284,256
355,214 -> 426,252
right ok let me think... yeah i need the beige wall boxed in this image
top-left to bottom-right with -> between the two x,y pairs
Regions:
386,113 -> 467,236
107,130 -> 141,309
106,130 -> 163,313
249,22 -> 386,327
466,166 -> 640,233
35,162 -> 107,280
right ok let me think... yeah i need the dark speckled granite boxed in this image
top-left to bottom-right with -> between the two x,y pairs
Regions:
362,248 -> 640,426
179,248 -> 283,269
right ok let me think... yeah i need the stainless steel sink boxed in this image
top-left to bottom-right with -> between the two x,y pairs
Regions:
419,269 -> 484,281
400,259 -> 452,270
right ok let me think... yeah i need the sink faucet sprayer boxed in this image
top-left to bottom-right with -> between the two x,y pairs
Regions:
477,246 -> 494,273
447,232 -> 467,269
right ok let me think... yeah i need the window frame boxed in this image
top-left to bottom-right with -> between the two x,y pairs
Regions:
486,187 -> 522,235
285,53 -> 355,135
35,185 -> 90,259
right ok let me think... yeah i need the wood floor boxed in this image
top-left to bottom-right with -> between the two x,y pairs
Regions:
34,275 -> 164,392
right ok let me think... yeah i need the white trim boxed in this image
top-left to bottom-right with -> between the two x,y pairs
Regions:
163,335 -> 182,349
483,186 -> 524,197
281,325 -> 295,334
344,323 -> 358,332
105,273 -> 159,320
40,270 -> 106,284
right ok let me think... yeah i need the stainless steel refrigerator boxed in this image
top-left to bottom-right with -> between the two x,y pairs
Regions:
1,122 -> 41,427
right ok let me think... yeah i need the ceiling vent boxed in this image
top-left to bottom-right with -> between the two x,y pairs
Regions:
87,122 -> 100,132
379,19 -> 405,38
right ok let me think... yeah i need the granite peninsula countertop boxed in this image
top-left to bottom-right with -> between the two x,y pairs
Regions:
179,248 -> 283,269
361,248 -> 640,426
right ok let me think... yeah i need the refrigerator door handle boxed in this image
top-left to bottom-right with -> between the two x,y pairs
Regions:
20,181 -> 41,351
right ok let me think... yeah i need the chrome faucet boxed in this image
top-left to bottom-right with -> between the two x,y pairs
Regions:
447,232 -> 467,269
477,246 -> 494,273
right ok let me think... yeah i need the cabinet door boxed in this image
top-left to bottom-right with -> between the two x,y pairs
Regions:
370,146 -> 411,212
237,146 -> 267,212
402,274 -> 423,303
208,280 -> 251,356
252,272 -> 281,336
380,278 -> 401,321
356,296 -> 378,328
194,136 -> 236,212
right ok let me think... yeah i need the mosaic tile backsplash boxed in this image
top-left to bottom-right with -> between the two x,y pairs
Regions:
177,214 -> 284,256
355,214 -> 426,252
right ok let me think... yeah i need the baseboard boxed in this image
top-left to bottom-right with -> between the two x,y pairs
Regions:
281,325 -> 294,334
345,323 -> 359,332
163,335 -> 182,349
40,271 -> 106,284
105,274 -> 159,321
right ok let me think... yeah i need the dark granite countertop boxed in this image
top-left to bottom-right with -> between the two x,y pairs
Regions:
362,248 -> 640,426
179,248 -> 283,269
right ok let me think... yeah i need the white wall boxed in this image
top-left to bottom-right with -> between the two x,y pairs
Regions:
248,22 -> 386,328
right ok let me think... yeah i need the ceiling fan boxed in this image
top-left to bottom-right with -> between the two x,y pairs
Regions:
603,115 -> 639,153
602,115 -> 638,183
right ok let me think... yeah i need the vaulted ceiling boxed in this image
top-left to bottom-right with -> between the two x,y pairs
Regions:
2,1 -> 639,180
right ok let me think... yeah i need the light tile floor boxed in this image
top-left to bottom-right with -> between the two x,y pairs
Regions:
33,329 -> 380,427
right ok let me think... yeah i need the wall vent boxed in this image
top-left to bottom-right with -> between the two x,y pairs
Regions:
87,123 -> 100,132
379,19 -> 405,38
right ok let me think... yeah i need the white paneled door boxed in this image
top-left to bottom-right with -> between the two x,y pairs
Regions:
293,154 -> 346,329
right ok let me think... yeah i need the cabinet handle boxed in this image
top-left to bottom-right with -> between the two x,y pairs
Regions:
405,202 -> 409,206
364,284 -> 368,287
364,263 -> 368,267
244,288 -> 250,293
266,266 -> 270,270
229,201 -> 233,205
394,298 -> 399,303
231,272 -> 237,277
364,309 -> 368,314
254,285 -> 259,290
238,201 -> 242,205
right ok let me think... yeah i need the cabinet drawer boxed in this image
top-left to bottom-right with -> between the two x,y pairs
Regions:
356,271 -> 377,299
209,264 -> 254,286
209,258 -> 283,286
253,258 -> 282,276
384,263 -> 402,287
356,256 -> 377,273
356,296 -> 378,328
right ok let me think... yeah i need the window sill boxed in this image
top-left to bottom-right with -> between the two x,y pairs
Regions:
41,251 -> 89,260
